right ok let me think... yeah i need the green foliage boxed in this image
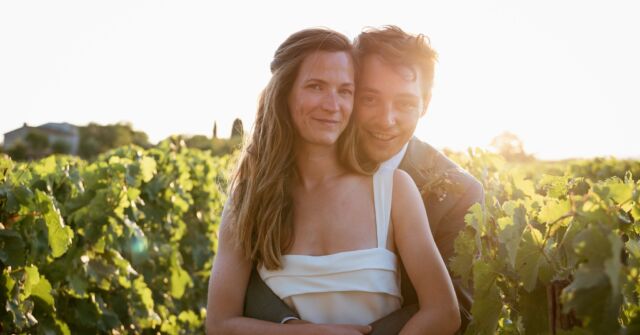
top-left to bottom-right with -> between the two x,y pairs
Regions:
0,143 -> 234,334
231,118 -> 244,138
6,142 -> 28,161
169,134 -> 242,157
78,123 -> 151,159
2,142 -> 637,334
450,148 -> 640,334
51,140 -> 72,155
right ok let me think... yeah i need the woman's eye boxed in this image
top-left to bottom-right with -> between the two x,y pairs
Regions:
339,89 -> 353,96
308,84 -> 322,90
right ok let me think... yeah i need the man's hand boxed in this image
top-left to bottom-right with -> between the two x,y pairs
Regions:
283,319 -> 310,324
310,324 -> 373,335
284,320 -> 372,335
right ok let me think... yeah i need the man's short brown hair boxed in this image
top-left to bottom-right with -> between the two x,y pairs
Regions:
354,25 -> 438,98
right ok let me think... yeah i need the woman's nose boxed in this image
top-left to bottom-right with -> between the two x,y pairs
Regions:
321,91 -> 340,112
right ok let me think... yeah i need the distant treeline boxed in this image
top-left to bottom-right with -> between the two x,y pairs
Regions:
2,120 -> 244,161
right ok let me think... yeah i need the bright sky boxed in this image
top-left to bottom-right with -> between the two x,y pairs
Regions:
1,0 -> 638,160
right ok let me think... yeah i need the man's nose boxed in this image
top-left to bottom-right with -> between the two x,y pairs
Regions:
322,91 -> 340,112
378,102 -> 397,126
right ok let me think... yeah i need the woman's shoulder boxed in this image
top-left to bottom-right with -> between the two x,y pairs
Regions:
391,168 -> 414,186
391,169 -> 425,221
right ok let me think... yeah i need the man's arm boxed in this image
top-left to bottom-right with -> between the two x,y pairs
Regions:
397,137 -> 484,333
243,267 -> 300,323
369,304 -> 418,335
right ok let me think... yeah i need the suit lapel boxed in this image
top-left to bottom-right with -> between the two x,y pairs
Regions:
398,137 -> 431,195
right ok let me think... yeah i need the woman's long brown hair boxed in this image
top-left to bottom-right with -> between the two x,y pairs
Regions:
228,28 -> 368,270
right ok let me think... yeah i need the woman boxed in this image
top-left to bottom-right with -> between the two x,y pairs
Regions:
206,28 -> 460,335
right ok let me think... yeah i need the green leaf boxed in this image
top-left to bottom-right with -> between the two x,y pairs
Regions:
465,261 -> 502,335
519,285 -> 549,335
606,179 -> 633,204
450,229 -> 476,285
178,310 -> 201,328
627,239 -> 640,259
497,205 -> 527,268
133,277 -> 155,311
539,199 -> 571,224
514,176 -> 536,198
465,203 -> 484,232
86,257 -> 115,290
561,268 -> 622,334
0,155 -> 14,180
6,297 -> 38,329
515,228 -> 544,292
31,274 -> 54,308
464,203 -> 484,253
23,265 -> 40,298
36,190 -> 74,257
67,272 -> 89,298
33,155 -> 57,176
0,229 -> 26,266
603,233 -> 623,294
572,225 -> 610,266
56,318 -> 72,335
501,200 -> 518,216
140,156 -> 157,183
13,184 -> 34,205
170,261 -> 193,299
539,174 -> 568,198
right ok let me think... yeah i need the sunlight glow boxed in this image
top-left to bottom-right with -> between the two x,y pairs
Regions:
0,0 -> 638,160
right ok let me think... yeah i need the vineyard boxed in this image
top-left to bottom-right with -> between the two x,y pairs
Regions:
1,141 -> 639,334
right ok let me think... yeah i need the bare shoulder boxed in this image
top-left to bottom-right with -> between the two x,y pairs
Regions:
391,169 -> 428,230
392,169 -> 421,202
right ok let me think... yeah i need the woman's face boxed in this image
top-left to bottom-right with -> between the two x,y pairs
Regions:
288,51 -> 355,147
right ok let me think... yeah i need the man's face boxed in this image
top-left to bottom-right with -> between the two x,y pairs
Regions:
355,55 -> 430,163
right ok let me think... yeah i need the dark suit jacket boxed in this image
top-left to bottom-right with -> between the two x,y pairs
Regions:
243,137 -> 484,334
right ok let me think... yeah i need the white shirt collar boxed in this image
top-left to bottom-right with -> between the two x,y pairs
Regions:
380,143 -> 409,170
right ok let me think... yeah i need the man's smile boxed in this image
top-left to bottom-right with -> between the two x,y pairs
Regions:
366,130 -> 397,142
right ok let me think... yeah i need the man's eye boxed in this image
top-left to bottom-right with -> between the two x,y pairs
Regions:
360,95 -> 377,104
398,101 -> 417,111
307,84 -> 322,90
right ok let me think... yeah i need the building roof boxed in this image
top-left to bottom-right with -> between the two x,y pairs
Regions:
3,122 -> 78,137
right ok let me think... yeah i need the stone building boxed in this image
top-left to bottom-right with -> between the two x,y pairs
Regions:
3,122 -> 80,155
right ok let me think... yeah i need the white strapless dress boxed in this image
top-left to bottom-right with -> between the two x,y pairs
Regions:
258,168 -> 402,325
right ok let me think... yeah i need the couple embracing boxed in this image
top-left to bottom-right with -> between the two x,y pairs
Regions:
206,26 -> 483,335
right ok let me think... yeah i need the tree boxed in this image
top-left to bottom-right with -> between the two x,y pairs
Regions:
25,131 -> 49,151
490,132 -> 534,162
6,142 -> 28,161
22,131 -> 51,159
213,121 -> 218,139
212,137 -> 243,156
51,140 -> 72,154
231,118 -> 244,138
78,123 -> 151,159
185,135 -> 213,151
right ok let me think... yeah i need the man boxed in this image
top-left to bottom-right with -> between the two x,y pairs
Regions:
243,26 -> 483,334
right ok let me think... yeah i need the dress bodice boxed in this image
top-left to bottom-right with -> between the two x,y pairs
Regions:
257,168 -> 402,325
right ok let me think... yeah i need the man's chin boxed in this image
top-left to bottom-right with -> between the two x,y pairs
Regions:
363,146 -> 394,164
